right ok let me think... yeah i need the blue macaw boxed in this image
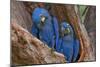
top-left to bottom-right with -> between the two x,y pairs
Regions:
55,21 -> 80,62
31,7 -> 59,49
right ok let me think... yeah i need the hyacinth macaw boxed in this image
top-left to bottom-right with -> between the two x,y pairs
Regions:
55,21 -> 80,62
31,7 -> 59,49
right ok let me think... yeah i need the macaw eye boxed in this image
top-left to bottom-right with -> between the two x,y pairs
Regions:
64,28 -> 71,35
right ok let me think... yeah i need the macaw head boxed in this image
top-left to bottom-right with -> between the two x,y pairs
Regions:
32,7 -> 51,29
60,22 -> 73,37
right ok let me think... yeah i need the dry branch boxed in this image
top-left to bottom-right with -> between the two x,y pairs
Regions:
11,22 -> 66,65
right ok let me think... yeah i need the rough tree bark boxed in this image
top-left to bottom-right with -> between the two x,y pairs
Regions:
11,22 -> 66,65
11,0 -> 33,32
84,6 -> 96,60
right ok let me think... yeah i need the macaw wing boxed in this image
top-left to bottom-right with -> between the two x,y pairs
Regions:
62,40 -> 74,62
52,16 -> 59,50
55,38 -> 63,53
72,39 -> 80,62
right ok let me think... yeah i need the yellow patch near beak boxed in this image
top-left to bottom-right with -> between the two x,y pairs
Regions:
67,28 -> 70,33
64,28 -> 71,35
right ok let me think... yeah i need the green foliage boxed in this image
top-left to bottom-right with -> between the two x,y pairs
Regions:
79,6 -> 87,16
78,5 -> 88,23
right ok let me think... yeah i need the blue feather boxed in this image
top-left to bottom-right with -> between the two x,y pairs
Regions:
52,16 -> 59,49
72,39 -> 80,62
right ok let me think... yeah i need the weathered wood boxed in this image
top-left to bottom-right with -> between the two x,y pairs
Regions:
84,6 -> 96,32
84,6 -> 96,60
11,0 -> 33,32
11,22 -> 66,65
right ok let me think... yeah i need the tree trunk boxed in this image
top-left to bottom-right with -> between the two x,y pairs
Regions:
84,6 -> 96,61
11,0 -> 33,32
